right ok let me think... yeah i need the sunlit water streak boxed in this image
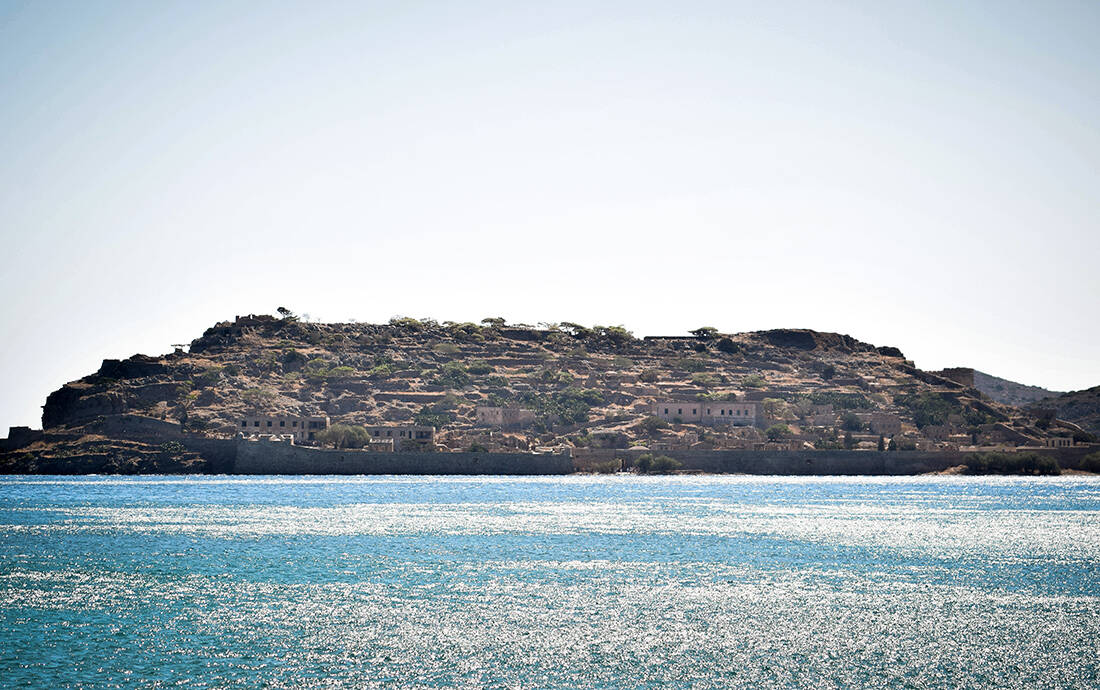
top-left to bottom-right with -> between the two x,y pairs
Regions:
1,475 -> 1098,688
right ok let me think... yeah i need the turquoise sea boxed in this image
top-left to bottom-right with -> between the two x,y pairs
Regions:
1,475 -> 1098,688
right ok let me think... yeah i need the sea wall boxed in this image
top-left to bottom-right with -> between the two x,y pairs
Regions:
573,448 -> 960,475
234,439 -> 573,475
572,446 -> 1096,475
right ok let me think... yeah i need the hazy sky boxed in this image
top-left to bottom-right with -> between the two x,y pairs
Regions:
1,0 -> 1097,429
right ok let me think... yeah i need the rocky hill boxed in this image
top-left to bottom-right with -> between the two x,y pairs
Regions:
2,314 -> 1081,472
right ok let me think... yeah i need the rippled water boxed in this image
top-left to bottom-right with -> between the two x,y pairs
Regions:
1,475 -> 1098,688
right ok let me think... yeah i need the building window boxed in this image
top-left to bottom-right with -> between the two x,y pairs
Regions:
707,409 -> 711,415
387,431 -> 392,437
241,421 -> 247,427
267,421 -> 272,427
678,409 -> 682,415
692,409 -> 696,415
664,408 -> 669,415
254,421 -> 260,427
373,430 -> 379,437
279,421 -> 285,427
292,421 -> 298,427
720,410 -> 724,416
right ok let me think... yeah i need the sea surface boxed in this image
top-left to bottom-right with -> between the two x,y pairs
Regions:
1,475 -> 1098,689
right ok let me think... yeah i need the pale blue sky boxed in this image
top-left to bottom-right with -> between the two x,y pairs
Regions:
1,0 -> 1097,428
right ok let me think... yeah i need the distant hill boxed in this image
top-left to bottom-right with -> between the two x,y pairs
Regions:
1031,386 -> 1100,437
973,370 -> 1065,408
933,368 -> 1064,408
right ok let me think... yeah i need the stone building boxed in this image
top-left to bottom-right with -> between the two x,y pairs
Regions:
654,401 -> 758,426
363,425 -> 435,451
240,415 -> 330,443
475,406 -> 536,429
869,413 -> 902,435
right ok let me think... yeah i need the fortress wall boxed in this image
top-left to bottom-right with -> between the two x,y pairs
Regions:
181,437 -> 238,473
234,440 -> 573,475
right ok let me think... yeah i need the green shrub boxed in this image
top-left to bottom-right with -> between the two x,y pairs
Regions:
741,374 -> 765,389
241,387 -> 275,406
303,358 -> 333,383
963,452 -> 1060,476
675,358 -> 709,373
716,338 -> 740,354
590,459 -> 622,474
650,455 -> 682,473
639,369 -> 660,383
328,366 -> 355,379
435,393 -> 462,410
612,355 -> 634,370
389,317 -> 425,331
196,367 -> 223,388
633,453 -> 682,473
414,409 -> 453,429
467,360 -> 494,375
691,372 -> 719,387
639,416 -> 668,434
368,363 -> 395,379
1081,452 -> 1100,473
432,342 -> 461,355
434,362 -> 471,388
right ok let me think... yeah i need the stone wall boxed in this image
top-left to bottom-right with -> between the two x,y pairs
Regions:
234,439 -> 574,475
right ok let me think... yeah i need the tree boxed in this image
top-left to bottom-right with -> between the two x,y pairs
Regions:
841,412 -> 864,432
762,398 -> 787,419
877,435 -> 885,451
844,431 -> 855,450
276,306 -> 297,321
690,327 -> 718,339
316,424 -> 370,449
766,424 -> 790,441
638,416 -> 668,435
888,438 -> 898,451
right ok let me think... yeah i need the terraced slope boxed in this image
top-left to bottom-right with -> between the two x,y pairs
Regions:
17,314 -> 1069,467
